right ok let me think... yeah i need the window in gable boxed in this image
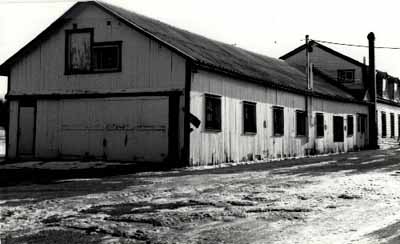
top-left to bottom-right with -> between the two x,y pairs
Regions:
93,41 -> 122,72
337,69 -> 355,83
65,29 -> 122,74
66,29 -> 93,74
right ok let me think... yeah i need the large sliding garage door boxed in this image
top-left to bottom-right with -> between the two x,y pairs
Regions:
60,97 -> 169,162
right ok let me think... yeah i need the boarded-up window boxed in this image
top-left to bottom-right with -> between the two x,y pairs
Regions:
347,115 -> 354,136
66,30 -> 92,73
391,113 -> 395,138
316,113 -> 324,137
333,116 -> 344,142
205,94 -> 221,131
93,42 -> 122,72
296,110 -> 306,136
382,112 -> 387,138
273,106 -> 284,136
243,102 -> 256,134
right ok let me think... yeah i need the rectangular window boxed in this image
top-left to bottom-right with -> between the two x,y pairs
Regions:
382,112 -> 387,138
66,29 -> 93,73
391,113 -> 395,138
273,106 -> 284,136
243,102 -> 257,134
347,115 -> 354,136
316,113 -> 324,137
333,116 -> 344,142
92,41 -> 122,72
337,69 -> 355,83
296,110 -> 307,136
205,94 -> 221,131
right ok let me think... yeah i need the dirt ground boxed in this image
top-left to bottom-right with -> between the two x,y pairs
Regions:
2,148 -> 400,244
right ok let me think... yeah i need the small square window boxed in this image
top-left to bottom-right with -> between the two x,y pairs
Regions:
273,106 -> 284,136
347,115 -> 354,136
316,113 -> 324,137
296,110 -> 307,136
337,69 -> 355,83
243,102 -> 256,134
205,94 -> 221,131
92,42 -> 122,72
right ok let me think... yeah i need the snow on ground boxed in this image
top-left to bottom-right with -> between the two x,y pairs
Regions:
2,149 -> 400,243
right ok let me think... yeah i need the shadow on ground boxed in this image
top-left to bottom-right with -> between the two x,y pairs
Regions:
365,220 -> 400,244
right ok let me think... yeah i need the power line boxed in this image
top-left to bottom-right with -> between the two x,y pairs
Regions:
0,0 -> 78,4
311,39 -> 400,50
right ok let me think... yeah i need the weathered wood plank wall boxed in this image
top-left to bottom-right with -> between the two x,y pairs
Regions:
190,70 -> 369,166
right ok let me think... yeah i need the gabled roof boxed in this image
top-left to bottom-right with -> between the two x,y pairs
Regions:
0,1 -> 359,102
280,40 -> 367,68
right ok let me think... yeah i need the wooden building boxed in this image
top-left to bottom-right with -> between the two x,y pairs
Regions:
281,41 -> 400,147
0,1 -> 369,166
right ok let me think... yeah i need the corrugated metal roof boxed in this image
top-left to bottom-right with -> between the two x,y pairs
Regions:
98,1 -> 355,100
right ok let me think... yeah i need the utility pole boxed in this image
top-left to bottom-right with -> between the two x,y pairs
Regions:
305,35 -> 313,149
367,32 -> 378,149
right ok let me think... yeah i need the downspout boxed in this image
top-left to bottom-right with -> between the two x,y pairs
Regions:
367,32 -> 378,149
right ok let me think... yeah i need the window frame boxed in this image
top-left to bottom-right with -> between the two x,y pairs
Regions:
347,115 -> 354,137
65,28 -> 122,75
296,110 -> 307,136
204,94 -> 222,132
273,106 -> 284,136
92,41 -> 122,73
337,69 -> 355,83
243,101 -> 257,134
316,113 -> 324,137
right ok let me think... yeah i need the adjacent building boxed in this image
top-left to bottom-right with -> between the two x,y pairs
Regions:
281,40 -> 400,147
0,1 -> 369,166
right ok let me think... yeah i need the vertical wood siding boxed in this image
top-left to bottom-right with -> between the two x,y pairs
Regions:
190,70 -> 369,166
8,4 -> 186,95
377,103 -> 400,145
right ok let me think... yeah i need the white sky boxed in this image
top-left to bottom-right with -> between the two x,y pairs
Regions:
1,0 -> 400,99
